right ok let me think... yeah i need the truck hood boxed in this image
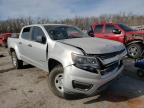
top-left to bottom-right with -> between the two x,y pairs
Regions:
58,37 -> 124,54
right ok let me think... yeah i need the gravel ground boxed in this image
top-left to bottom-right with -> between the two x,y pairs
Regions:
0,47 -> 144,108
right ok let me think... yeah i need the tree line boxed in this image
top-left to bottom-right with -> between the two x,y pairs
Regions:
0,14 -> 144,33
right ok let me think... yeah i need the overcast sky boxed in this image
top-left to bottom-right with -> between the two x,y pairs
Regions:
0,0 -> 144,20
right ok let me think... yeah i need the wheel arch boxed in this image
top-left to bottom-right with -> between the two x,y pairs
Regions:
48,58 -> 63,73
9,47 -> 21,60
126,40 -> 144,46
9,47 -> 15,55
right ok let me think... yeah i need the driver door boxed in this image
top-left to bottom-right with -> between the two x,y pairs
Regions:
28,26 -> 48,71
104,24 -> 124,42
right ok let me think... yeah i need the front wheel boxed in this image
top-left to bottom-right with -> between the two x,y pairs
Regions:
48,66 -> 65,98
11,51 -> 23,69
127,44 -> 143,58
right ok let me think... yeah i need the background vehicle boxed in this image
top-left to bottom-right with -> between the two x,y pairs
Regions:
0,33 -> 12,47
135,51 -> 144,77
8,24 -> 126,98
11,33 -> 19,38
88,23 -> 144,58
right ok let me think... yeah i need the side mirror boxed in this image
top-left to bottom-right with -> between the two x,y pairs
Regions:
36,35 -> 46,44
112,29 -> 121,34
87,30 -> 94,37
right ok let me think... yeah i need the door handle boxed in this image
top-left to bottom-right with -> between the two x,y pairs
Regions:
19,42 -> 22,45
27,44 -> 32,47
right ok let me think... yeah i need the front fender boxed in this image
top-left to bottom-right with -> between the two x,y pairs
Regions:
48,41 -> 83,68
126,40 -> 144,46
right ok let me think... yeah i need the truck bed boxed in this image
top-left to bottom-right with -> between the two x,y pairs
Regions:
8,37 -> 19,49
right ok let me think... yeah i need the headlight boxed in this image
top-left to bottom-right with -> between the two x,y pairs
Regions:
71,53 -> 100,73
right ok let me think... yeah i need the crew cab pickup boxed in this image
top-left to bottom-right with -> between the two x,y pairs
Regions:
8,24 -> 126,98
88,23 -> 144,58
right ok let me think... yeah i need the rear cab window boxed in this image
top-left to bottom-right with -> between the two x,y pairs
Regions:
21,27 -> 31,40
94,25 -> 103,33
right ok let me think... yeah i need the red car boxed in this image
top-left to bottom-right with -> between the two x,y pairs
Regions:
88,23 -> 144,58
0,33 -> 12,47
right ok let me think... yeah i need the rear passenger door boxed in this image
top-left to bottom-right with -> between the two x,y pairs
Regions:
93,24 -> 105,39
20,27 -> 33,63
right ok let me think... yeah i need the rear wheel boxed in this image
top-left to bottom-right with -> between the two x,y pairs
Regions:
11,51 -> 23,69
127,43 -> 143,58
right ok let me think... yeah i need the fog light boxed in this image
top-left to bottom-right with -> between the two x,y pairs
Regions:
72,80 -> 93,91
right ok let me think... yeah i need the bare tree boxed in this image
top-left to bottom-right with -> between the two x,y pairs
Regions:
0,13 -> 144,33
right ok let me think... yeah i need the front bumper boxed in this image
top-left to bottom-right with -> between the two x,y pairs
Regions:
63,63 -> 124,96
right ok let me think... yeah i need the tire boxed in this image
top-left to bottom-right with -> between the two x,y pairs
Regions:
48,65 -> 65,98
127,43 -> 143,58
11,51 -> 23,69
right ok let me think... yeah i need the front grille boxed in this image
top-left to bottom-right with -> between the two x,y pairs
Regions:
88,49 -> 125,60
100,60 -> 123,75
87,49 -> 124,75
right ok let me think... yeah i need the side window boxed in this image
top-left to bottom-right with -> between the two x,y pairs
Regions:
105,25 -> 116,33
32,27 -> 45,43
94,25 -> 103,33
21,27 -> 31,40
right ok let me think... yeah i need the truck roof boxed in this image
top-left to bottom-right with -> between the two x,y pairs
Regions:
92,22 -> 117,25
93,22 -> 129,26
23,24 -> 70,28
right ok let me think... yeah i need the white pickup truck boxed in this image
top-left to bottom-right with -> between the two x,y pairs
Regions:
8,24 -> 127,98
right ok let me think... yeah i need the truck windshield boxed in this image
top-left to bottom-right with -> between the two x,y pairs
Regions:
118,24 -> 135,32
44,25 -> 89,40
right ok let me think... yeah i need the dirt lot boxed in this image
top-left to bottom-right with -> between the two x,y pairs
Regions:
0,47 -> 144,108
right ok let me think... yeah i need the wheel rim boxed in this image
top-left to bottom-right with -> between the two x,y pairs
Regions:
55,73 -> 64,93
12,54 -> 17,66
128,46 -> 138,57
